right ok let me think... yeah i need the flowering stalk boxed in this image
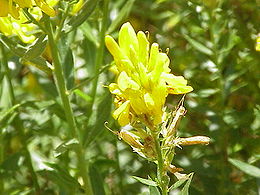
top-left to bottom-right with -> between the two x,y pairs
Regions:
105,22 -> 210,194
44,17 -> 93,195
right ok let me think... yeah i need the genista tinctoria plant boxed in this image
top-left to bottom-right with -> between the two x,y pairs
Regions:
105,22 -> 210,194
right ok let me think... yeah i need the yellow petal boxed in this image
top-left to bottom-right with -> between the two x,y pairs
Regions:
108,83 -> 122,96
137,31 -> 149,66
0,0 -> 9,17
113,100 -> 131,126
163,73 -> 193,94
148,43 -> 159,72
117,71 -> 140,91
144,93 -> 155,109
34,0 -> 56,17
105,35 -> 124,61
14,0 -> 33,7
119,22 -> 138,58
0,18 -> 12,35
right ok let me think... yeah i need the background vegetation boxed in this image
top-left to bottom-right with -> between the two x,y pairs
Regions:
0,0 -> 259,194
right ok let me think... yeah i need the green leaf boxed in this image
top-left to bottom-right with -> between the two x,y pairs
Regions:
40,163 -> 81,191
107,0 -> 136,34
228,158 -> 260,178
65,0 -> 99,33
0,104 -> 21,123
0,152 -> 22,171
84,92 -> 111,146
183,34 -> 213,56
132,176 -> 158,186
74,89 -> 92,102
24,35 -> 47,60
62,48 -> 74,90
149,185 -> 161,195
179,173 -> 194,195
169,178 -> 189,191
80,22 -> 98,46
197,88 -> 219,98
89,164 -> 106,195
54,138 -> 79,157
0,35 -> 52,75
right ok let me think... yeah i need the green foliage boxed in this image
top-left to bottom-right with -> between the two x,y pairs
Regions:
0,0 -> 259,194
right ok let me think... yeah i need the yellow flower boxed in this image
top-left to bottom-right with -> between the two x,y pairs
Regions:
106,22 -> 193,127
0,0 -> 56,19
0,12 -> 36,43
0,0 -> 58,43
71,0 -> 84,15
256,34 -> 260,52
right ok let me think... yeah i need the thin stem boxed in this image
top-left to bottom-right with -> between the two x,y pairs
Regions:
88,0 -> 109,111
0,133 -> 3,193
45,19 -> 93,195
55,3 -> 70,41
208,9 -> 229,195
0,43 -> 15,105
0,42 -> 41,194
151,131 -> 168,195
23,9 -> 46,33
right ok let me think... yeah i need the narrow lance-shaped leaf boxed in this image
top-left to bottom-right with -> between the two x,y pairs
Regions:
229,158 -> 260,178
132,176 -> 158,187
107,0 -> 136,34
183,34 -> 213,56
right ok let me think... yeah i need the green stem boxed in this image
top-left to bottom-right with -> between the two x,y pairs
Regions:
208,9 -> 229,195
0,42 -> 41,194
89,0 -> 109,111
0,133 -> 4,193
151,131 -> 168,195
45,19 -> 93,195
55,3 -> 70,41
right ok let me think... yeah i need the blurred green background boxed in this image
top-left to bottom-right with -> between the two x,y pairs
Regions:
0,0 -> 259,194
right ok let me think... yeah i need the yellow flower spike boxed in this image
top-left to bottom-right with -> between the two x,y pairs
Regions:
0,0 -> 56,19
106,22 -> 193,127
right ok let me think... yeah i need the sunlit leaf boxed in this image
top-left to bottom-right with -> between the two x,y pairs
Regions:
132,176 -> 158,186
229,158 -> 260,178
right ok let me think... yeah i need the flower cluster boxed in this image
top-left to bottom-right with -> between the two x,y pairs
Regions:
105,22 -> 193,127
0,0 -> 56,19
0,9 -> 41,43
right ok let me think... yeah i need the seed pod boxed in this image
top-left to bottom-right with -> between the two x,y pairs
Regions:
176,136 -> 210,146
118,130 -> 143,149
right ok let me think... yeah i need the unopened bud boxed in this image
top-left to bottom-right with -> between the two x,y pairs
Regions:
176,136 -> 210,146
